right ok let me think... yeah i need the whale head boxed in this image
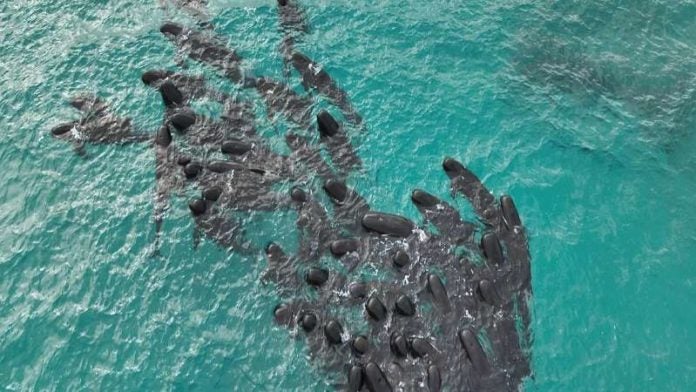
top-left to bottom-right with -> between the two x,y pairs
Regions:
141,70 -> 172,86
50,123 -> 75,136
160,22 -> 184,37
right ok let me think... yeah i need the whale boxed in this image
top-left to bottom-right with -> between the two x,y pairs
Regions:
316,110 -> 361,176
50,94 -> 150,156
181,155 -> 294,215
277,0 -> 309,35
275,0 -> 309,78
161,0 -> 212,29
160,22 -> 252,85
264,158 -> 532,391
289,51 -> 363,126
188,197 -> 248,251
141,69 -> 233,107
255,77 -> 314,129
285,133 -> 336,181
152,124 -> 188,254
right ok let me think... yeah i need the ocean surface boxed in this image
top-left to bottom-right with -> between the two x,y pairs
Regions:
1,0 -> 695,390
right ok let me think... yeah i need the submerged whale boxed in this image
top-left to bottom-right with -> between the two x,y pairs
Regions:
265,158 -> 532,391
160,0 -> 212,28
276,0 -> 310,70
160,22 -> 253,86
255,77 -> 314,129
45,7 -> 534,391
289,51 -> 363,126
277,0 -> 309,35
153,124 -> 188,253
316,110 -> 362,176
50,94 -> 150,156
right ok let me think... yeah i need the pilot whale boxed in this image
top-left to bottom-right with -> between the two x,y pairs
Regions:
289,51 -> 363,126
50,94 -> 150,156
160,22 -> 254,86
265,158 -> 532,391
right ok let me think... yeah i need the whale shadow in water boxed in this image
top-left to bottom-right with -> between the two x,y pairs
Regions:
513,17 -> 696,152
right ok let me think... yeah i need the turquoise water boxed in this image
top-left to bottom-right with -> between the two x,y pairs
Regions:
1,0 -> 695,390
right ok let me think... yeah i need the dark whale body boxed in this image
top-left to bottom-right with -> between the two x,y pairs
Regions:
265,158 -> 532,391
164,0 -> 212,28
50,94 -> 150,156
316,110 -> 362,176
255,77 -> 314,129
290,52 -> 363,126
44,8 -> 534,390
160,22 -> 248,84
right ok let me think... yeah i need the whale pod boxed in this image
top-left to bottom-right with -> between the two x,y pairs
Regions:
361,212 -> 414,237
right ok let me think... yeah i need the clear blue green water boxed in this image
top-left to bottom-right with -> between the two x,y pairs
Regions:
1,0 -> 695,390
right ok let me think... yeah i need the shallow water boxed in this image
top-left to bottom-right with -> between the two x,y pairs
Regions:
1,0 -> 695,390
